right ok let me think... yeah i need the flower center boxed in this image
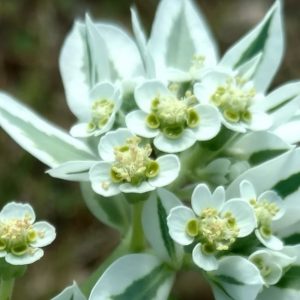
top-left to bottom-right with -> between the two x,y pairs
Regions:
185,208 -> 239,254
0,215 -> 43,256
110,136 -> 159,186
250,199 -> 279,238
146,93 -> 199,139
210,77 -> 256,123
250,256 -> 272,279
87,99 -> 114,132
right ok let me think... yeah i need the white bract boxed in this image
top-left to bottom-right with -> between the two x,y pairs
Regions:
70,82 -> 121,138
0,202 -> 55,265
167,183 -> 256,271
126,80 -> 221,153
194,71 -> 272,133
89,128 -> 180,196
239,180 -> 285,250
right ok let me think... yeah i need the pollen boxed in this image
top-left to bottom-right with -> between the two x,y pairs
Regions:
189,208 -> 240,253
109,136 -> 159,186
146,92 -> 200,139
0,215 -> 40,256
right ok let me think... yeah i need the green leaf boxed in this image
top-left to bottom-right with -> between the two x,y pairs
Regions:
277,266 -> 300,290
0,92 -> 96,168
220,1 -> 283,92
149,0 -> 218,75
228,131 -> 291,164
51,282 -> 86,300
80,183 -> 130,235
89,254 -> 174,300
210,256 -> 263,300
249,149 -> 288,165
142,189 -> 183,265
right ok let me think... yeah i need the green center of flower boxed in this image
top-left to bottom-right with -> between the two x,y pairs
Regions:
250,256 -> 272,279
250,199 -> 279,238
110,136 -> 159,186
0,215 -> 43,256
210,77 -> 256,123
146,93 -> 199,139
186,208 -> 239,254
87,99 -> 114,132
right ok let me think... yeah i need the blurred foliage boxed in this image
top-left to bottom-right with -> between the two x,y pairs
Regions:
0,0 -> 300,299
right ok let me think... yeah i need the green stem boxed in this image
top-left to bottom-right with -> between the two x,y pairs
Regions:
0,278 -> 14,300
129,201 -> 145,252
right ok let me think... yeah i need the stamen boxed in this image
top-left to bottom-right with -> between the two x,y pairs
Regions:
210,77 -> 256,123
109,137 -> 159,186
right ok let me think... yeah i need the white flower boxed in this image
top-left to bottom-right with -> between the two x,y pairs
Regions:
0,202 -> 56,265
239,180 -> 285,250
126,80 -> 221,153
194,71 -> 272,133
167,183 -> 256,271
70,82 -> 121,138
89,128 -> 180,196
249,249 -> 295,286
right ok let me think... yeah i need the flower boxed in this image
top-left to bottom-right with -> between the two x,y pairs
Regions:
167,183 -> 256,271
238,180 -> 285,250
70,82 -> 121,138
0,202 -> 56,265
89,128 -> 180,196
126,80 -> 221,153
249,249 -> 295,286
194,71 -> 273,133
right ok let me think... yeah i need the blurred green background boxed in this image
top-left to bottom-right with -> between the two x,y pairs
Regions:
0,0 -> 299,299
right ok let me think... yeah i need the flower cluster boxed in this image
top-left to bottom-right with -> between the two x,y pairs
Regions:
1,0 -> 300,299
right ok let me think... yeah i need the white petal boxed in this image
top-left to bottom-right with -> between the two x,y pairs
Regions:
255,230 -> 283,250
192,243 -> 219,271
98,128 -> 133,161
5,249 -> 44,265
154,130 -> 196,153
0,251 -> 7,258
193,83 -> 211,104
89,81 -> 115,100
89,162 -> 120,197
0,202 -> 35,224
149,155 -> 180,187
70,123 -> 93,138
221,199 -> 256,237
191,184 -> 223,215
31,221 -> 56,248
134,80 -> 169,113
192,104 -> 221,140
258,190 -> 285,220
221,116 -> 247,133
247,111 -> 273,131
240,180 -> 257,200
119,182 -> 155,194
167,206 -> 195,245
125,110 -> 159,138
